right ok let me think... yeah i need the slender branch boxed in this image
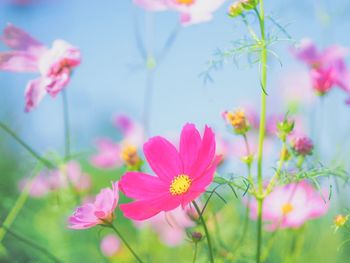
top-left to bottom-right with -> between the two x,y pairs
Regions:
0,164 -> 43,243
62,90 -> 70,161
192,242 -> 198,263
0,121 -> 55,169
1,225 -> 62,263
192,201 -> 214,263
108,224 -> 144,263
255,0 -> 267,262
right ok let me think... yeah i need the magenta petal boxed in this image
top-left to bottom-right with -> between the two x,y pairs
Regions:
119,172 -> 168,199
189,126 -> 216,179
120,194 -> 181,220
143,136 -> 183,182
24,77 -> 47,112
179,123 -> 201,174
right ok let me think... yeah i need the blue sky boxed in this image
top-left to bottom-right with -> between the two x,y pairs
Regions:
0,0 -> 350,162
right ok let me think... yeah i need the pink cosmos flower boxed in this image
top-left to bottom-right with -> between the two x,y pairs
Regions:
68,182 -> 119,229
291,39 -> 350,101
248,181 -> 329,231
91,114 -> 145,169
119,123 -> 221,220
134,206 -> 195,246
100,234 -> 121,257
19,161 -> 91,197
19,174 -> 50,198
133,0 -> 227,26
0,24 -> 81,112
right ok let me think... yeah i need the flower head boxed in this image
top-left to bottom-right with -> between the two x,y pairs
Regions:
223,109 -> 250,135
334,214 -> 348,228
119,123 -> 221,220
248,181 -> 329,230
0,24 -> 81,112
291,39 -> 350,102
292,136 -> 314,156
68,182 -> 119,229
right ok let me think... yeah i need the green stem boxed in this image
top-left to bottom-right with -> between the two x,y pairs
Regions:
256,199 -> 263,263
265,140 -> 287,194
192,242 -> 198,263
1,225 -> 62,263
192,201 -> 214,263
0,121 -> 55,169
0,163 -> 42,243
109,224 -> 144,263
62,90 -> 70,161
255,0 -> 267,262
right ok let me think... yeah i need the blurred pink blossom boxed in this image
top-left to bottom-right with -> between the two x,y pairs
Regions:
292,39 -> 350,101
68,181 -> 119,229
100,234 -> 121,257
133,0 -> 227,26
0,24 -> 81,112
19,161 -> 91,197
91,114 -> 145,169
134,206 -> 195,246
248,181 -> 329,231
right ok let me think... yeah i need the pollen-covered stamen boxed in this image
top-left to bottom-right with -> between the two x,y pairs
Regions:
170,174 -> 192,196
176,0 -> 195,6
281,203 -> 294,215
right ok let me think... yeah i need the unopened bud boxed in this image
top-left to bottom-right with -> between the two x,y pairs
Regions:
291,136 -> 314,156
191,232 -> 203,242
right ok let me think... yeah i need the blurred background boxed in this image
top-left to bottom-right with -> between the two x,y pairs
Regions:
1,0 -> 350,262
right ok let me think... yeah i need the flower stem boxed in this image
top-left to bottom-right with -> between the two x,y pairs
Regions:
1,225 -> 62,263
109,223 -> 144,263
192,242 -> 198,263
255,0 -> 267,262
0,121 -> 55,169
192,201 -> 214,263
0,163 -> 42,243
62,90 -> 70,161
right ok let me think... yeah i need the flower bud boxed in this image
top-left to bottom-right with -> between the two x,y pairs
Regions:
334,214 -> 348,227
291,136 -> 314,156
191,232 -> 203,242
223,109 -> 250,135
228,0 -> 258,17
277,118 -> 295,139
280,147 -> 291,161
120,144 -> 142,169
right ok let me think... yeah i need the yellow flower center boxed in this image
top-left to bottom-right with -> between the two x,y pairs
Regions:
281,203 -> 294,215
169,174 -> 192,196
120,144 -> 140,167
175,0 -> 195,6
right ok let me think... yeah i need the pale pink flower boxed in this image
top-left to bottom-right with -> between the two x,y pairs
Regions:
292,39 -> 350,101
134,206 -> 195,246
19,161 -> 91,197
90,138 -> 122,169
19,174 -> 50,198
133,0 -> 227,26
0,24 -> 81,112
248,181 -> 329,231
68,182 -> 119,229
91,114 -> 144,169
100,234 -> 121,257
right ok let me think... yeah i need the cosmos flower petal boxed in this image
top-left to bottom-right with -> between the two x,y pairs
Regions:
143,136 -> 183,182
